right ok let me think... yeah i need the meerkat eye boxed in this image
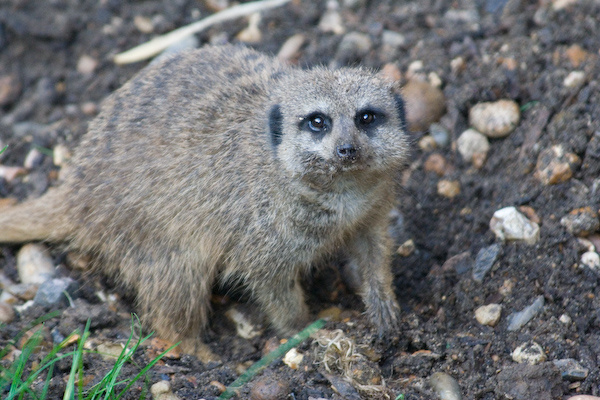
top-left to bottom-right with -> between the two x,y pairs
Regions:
355,109 -> 385,131
309,115 -> 325,131
300,113 -> 331,134
358,112 -> 375,125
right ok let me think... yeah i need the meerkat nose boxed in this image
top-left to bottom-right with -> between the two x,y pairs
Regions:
336,143 -> 358,161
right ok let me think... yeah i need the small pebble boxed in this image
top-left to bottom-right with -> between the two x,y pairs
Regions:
450,57 -> 466,74
0,165 -> 27,182
97,342 -> 126,360
441,251 -> 472,275
507,295 -> 545,331
535,144 -> 580,185
472,243 -> 502,282
429,123 -> 450,147
512,341 -> 546,365
224,307 -> 263,339
424,153 -> 447,176
277,34 -> 305,62
456,129 -> 490,167
418,135 -> 437,151
0,290 -> 18,305
564,71 -> 585,88
428,72 -> 443,88
402,79 -> 446,132
552,0 -> 578,10
577,238 -> 595,252
236,13 -> 262,43
336,31 -> 372,58
250,377 -> 290,400
565,44 -> 588,67
24,148 -> 44,170
33,277 -> 78,307
381,30 -> 406,48
397,239 -> 416,257
318,306 -> 342,321
17,244 -> 55,285
0,75 -> 21,107
6,283 -> 39,300
559,313 -> 572,324
560,207 -> 599,236
428,372 -> 462,400
150,380 -> 181,400
205,0 -> 230,11
318,1 -> 345,35
77,55 -> 98,75
437,180 -> 460,199
81,102 -> 98,116
133,15 -> 154,34
566,396 -> 600,400
474,304 -> 502,327
490,207 -> 540,245
469,100 -> 520,138
53,144 -> 72,167
580,251 -> 600,270
283,348 -> 303,369
553,358 -> 589,381
0,302 -> 15,323
518,206 -> 541,224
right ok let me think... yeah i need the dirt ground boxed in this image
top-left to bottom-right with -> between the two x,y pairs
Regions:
1,0 -> 600,399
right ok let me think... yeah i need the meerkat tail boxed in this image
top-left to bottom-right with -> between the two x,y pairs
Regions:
0,189 -> 72,243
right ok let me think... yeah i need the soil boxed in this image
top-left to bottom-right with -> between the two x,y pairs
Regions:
1,0 -> 599,399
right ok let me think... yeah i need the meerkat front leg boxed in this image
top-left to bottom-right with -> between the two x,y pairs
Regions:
251,270 -> 310,337
347,226 -> 401,336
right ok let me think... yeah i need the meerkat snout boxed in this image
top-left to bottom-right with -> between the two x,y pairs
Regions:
336,142 -> 358,161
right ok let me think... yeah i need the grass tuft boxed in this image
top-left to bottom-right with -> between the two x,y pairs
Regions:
0,314 -> 177,400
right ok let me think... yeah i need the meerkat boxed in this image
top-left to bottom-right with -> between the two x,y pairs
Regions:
0,45 -> 409,356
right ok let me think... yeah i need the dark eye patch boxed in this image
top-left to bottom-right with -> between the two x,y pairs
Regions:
354,108 -> 385,132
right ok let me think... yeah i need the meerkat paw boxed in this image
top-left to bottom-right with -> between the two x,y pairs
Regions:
365,293 -> 402,338
178,338 -> 220,363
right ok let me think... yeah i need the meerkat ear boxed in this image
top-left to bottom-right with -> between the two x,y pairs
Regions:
393,94 -> 407,132
269,104 -> 283,148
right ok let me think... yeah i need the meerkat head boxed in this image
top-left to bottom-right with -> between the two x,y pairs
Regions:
267,67 -> 408,188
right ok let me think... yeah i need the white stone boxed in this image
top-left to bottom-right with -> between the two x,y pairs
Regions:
283,348 -> 304,369
474,304 -> 502,327
490,207 -> 540,245
559,314 -> 572,324
382,30 -> 406,48
24,148 -> 44,170
17,244 -> 55,284
457,129 -> 490,163
512,341 -> 546,365
469,100 -> 520,138
53,144 -> 72,167
564,71 -> 585,88
580,251 -> 600,270
225,307 -> 263,339
77,55 -> 98,75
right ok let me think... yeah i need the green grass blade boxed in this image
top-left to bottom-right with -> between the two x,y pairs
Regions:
114,339 -> 179,400
0,145 -> 7,155
218,318 -> 326,400
39,361 -> 54,400
64,320 -> 91,400
7,331 -> 43,400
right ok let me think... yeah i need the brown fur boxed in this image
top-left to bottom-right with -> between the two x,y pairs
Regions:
0,45 -> 409,355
